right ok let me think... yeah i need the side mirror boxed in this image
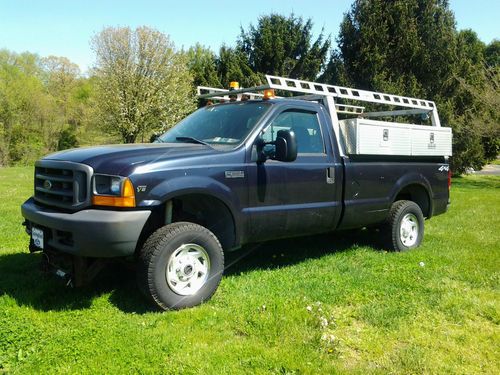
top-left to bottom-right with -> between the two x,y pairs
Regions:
274,129 -> 297,162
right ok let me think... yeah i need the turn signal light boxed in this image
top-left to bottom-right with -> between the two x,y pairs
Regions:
92,178 -> 136,207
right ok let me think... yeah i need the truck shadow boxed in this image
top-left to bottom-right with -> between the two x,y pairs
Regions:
0,251 -> 151,313
224,228 -> 384,276
0,228 -> 383,314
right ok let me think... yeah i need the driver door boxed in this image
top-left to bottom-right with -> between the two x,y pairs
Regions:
246,106 -> 341,241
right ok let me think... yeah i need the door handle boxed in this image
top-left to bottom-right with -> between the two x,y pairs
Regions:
326,167 -> 335,184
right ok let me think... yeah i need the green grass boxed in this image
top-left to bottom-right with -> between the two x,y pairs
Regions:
1,167 -> 499,374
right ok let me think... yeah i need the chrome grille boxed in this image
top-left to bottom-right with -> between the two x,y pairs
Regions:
34,160 -> 93,210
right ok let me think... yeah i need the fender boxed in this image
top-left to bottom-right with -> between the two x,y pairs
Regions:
389,172 -> 433,217
147,175 -> 243,243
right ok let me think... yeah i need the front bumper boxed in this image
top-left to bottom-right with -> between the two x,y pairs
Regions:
21,197 -> 151,258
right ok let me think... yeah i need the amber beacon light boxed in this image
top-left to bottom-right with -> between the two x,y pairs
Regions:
263,89 -> 275,100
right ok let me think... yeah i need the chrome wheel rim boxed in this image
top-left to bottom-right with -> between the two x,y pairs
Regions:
400,213 -> 419,247
166,244 -> 210,296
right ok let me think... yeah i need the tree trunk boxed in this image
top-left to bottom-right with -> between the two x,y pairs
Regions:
124,133 -> 136,143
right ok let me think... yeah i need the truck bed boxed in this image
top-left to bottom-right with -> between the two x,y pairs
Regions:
338,156 -> 449,229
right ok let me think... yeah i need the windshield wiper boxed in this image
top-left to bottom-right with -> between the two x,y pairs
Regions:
175,136 -> 211,147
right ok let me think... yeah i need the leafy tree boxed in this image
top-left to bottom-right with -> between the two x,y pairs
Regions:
91,26 -> 195,143
40,55 -> 83,150
186,44 -> 221,88
484,40 -> 500,67
324,0 -> 499,174
237,14 -> 330,81
451,30 -> 499,170
0,51 -> 47,165
332,0 -> 457,97
57,126 -> 79,150
0,50 -> 97,166
41,56 -> 80,116
216,45 -> 261,88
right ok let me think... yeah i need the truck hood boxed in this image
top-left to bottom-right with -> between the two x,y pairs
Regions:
43,143 -> 221,175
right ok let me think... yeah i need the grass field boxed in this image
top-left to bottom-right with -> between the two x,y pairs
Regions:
0,167 -> 499,374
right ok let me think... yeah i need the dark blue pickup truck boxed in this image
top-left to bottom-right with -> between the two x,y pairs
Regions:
21,78 -> 451,310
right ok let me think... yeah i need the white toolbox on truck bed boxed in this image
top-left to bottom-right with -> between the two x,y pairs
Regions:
410,124 -> 453,156
339,118 -> 452,156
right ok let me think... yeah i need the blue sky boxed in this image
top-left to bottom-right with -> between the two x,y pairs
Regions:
1,0 -> 498,73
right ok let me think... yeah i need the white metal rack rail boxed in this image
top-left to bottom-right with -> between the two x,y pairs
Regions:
197,86 -> 365,115
198,75 -> 447,157
263,75 -> 441,127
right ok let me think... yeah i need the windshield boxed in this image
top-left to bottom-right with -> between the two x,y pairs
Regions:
157,102 -> 271,148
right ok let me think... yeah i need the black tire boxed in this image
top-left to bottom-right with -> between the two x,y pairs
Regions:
382,200 -> 424,252
137,222 -> 224,310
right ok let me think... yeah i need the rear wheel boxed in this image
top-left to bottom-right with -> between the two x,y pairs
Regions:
383,200 -> 424,251
137,222 -> 224,310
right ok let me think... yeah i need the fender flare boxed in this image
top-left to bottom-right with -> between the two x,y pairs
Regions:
148,175 -> 242,245
389,173 -> 433,218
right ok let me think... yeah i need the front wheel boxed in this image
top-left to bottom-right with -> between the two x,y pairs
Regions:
383,200 -> 424,251
137,222 -> 224,310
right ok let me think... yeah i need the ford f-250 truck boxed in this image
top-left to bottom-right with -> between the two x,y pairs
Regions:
21,75 -> 452,310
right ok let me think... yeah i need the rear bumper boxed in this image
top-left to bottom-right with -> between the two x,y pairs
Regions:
21,198 -> 151,257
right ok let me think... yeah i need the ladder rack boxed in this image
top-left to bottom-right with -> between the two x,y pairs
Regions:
263,75 -> 441,127
198,74 -> 441,127
265,75 -> 435,111
197,75 -> 449,157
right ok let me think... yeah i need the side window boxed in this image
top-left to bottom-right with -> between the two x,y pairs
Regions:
262,109 -> 324,154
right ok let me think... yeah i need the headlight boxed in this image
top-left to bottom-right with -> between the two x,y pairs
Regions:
92,174 -> 136,207
94,175 -> 123,196
110,177 -> 121,194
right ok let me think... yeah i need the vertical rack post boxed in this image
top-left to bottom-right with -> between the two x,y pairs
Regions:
430,109 -> 441,127
324,96 -> 345,157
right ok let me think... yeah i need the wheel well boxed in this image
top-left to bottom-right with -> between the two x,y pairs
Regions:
394,184 -> 431,218
134,194 -> 237,255
168,194 -> 236,251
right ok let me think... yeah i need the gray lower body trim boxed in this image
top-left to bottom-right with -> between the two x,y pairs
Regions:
21,198 -> 151,257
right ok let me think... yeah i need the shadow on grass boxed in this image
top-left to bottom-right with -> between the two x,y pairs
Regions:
0,252 -> 154,313
224,228 -> 383,276
0,228 -> 381,314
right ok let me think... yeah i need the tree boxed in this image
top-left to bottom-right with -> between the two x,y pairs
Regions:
332,0 -> 457,97
41,56 -> 80,117
484,40 -> 500,67
91,26 -> 195,143
449,30 -> 499,171
237,14 -> 330,81
216,45 -> 261,88
40,56 -> 83,150
0,50 -> 47,165
186,44 -> 221,88
0,50 -> 99,165
324,0 -> 499,174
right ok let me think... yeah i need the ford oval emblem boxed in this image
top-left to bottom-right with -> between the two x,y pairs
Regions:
43,180 -> 52,190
